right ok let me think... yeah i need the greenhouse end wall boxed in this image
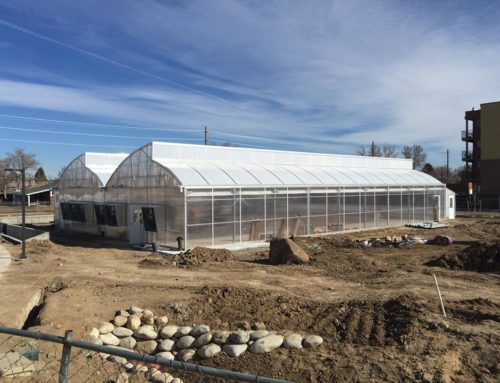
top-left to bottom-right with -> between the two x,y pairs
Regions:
185,186 -> 447,248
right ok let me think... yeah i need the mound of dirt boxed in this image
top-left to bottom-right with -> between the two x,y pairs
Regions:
24,240 -> 55,257
448,298 -> 500,323
139,247 -> 234,269
192,286 -> 423,347
426,242 -> 500,272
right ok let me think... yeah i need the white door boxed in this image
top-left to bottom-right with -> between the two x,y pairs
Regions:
432,195 -> 441,222
448,196 -> 455,219
128,205 -> 145,244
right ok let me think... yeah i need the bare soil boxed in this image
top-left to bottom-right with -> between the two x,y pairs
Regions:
1,215 -> 499,382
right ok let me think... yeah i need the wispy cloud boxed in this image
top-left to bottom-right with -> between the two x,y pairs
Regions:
0,0 -> 500,167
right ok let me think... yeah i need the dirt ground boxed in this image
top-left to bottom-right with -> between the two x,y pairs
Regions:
1,215 -> 499,382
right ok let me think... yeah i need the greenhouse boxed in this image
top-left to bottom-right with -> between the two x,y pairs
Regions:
57,142 -> 455,249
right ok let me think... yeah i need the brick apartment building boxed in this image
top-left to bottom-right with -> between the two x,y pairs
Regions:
463,101 -> 500,208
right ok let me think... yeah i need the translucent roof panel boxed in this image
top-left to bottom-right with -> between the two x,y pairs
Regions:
83,152 -> 128,186
146,142 -> 443,188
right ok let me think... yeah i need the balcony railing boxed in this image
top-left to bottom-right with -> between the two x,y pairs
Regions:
461,130 -> 473,141
462,151 -> 474,162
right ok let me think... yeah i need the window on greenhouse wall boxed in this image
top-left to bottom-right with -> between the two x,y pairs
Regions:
187,199 -> 212,225
60,203 -> 86,223
142,207 -> 157,232
94,204 -> 118,226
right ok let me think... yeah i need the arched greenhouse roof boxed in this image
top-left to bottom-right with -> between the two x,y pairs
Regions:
142,142 -> 443,188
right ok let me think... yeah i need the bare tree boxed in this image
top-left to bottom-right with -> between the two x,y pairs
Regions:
0,157 -> 11,200
357,141 -> 381,157
401,145 -> 427,170
381,144 -> 397,158
5,148 -> 39,189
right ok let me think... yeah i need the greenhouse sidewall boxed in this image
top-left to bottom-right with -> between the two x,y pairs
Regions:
184,185 -> 447,248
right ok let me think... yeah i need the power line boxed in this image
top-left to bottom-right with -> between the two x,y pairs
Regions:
0,138 -> 135,148
0,19 -> 242,108
0,114 -> 199,133
0,126 -> 201,141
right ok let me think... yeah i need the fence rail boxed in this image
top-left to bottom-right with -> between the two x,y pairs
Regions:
0,326 -> 293,383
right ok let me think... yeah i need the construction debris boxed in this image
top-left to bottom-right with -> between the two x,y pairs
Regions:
406,222 -> 449,229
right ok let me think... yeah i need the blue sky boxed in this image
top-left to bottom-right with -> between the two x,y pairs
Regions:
1,0 -> 499,177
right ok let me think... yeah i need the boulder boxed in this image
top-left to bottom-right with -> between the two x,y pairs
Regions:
113,327 -> 133,338
135,340 -> 157,354
283,333 -> 303,349
160,325 -> 178,338
127,315 -> 141,331
197,343 -> 221,359
119,336 -> 136,350
98,322 -> 114,334
268,238 -> 310,265
175,326 -> 193,338
223,343 -> 247,357
158,339 -> 175,352
249,334 -> 283,354
155,316 -> 169,326
176,335 -> 195,349
155,351 -> 175,360
193,332 -> 212,348
302,335 -> 323,348
229,330 -> 250,344
190,324 -> 210,337
134,325 -> 158,340
250,330 -> 269,340
177,349 -> 196,362
114,315 -> 128,327
212,330 -> 230,344
142,309 -> 155,325
99,333 -> 120,346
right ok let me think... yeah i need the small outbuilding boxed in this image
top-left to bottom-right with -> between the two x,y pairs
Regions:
56,142 -> 455,249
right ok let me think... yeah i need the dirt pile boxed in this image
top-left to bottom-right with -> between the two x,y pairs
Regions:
140,247 -> 234,269
192,287 -> 423,347
426,242 -> 500,272
448,298 -> 500,323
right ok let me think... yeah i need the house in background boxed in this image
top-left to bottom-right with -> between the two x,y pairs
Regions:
10,180 -> 57,206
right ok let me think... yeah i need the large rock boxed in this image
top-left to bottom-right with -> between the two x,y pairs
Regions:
134,325 -> 158,340
155,316 -> 169,326
135,340 -> 157,354
212,330 -> 230,344
283,333 -> 303,349
114,315 -> 128,327
229,330 -> 250,344
177,349 -> 196,362
176,335 -> 195,349
127,315 -> 141,331
303,335 -> 323,348
193,332 -> 212,348
119,336 -> 136,349
98,322 -> 115,334
268,238 -> 310,265
155,351 -> 174,360
223,343 -> 247,357
99,333 -> 120,346
175,326 -> 193,338
190,324 -> 210,337
158,339 -> 175,352
160,325 -> 178,338
250,330 -> 269,340
197,343 -> 221,359
113,327 -> 133,338
249,334 -> 283,354
142,309 -> 155,325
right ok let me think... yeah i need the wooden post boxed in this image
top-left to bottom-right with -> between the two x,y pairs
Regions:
432,274 -> 447,318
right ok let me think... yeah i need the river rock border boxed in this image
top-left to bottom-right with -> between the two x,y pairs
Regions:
89,306 -> 324,382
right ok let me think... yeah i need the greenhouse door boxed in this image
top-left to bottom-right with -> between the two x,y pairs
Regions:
432,195 -> 441,222
128,205 -> 145,244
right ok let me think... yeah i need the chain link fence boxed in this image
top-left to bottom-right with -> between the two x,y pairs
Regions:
0,326 -> 292,383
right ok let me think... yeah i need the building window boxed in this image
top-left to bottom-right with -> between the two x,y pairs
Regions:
449,197 -> 454,209
94,204 -> 118,226
61,203 -> 86,223
142,207 -> 157,232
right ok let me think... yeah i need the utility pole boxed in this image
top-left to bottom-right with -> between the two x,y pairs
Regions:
204,126 -> 208,146
446,149 -> 449,184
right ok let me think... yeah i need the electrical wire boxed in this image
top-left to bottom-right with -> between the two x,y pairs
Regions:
0,126 -> 201,141
0,19 -> 242,108
0,114 -> 199,133
0,137 -> 135,148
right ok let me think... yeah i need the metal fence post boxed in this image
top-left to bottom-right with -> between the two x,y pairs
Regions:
59,330 -> 73,383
